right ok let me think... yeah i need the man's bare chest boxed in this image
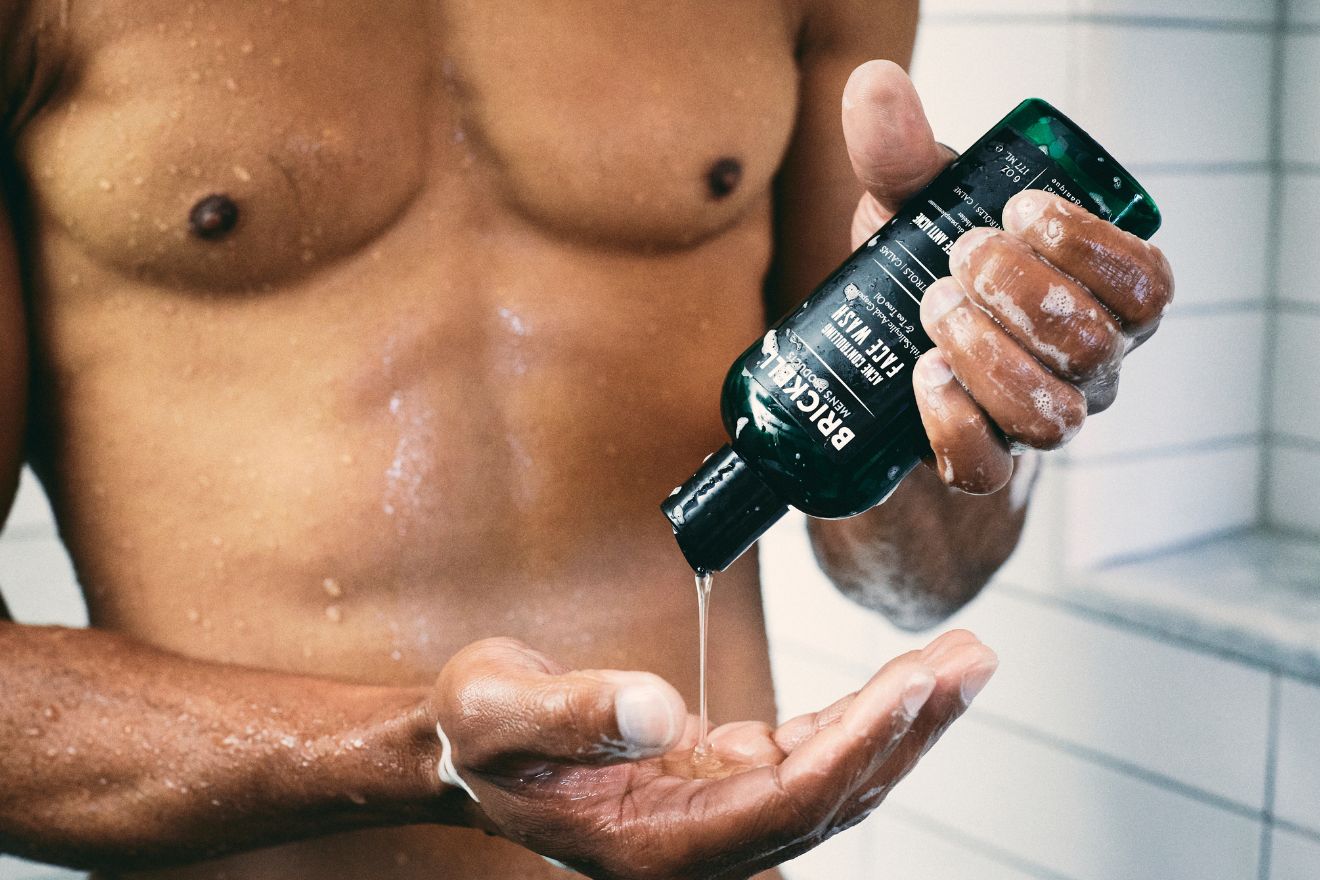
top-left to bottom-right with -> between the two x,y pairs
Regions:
12,0 -> 800,292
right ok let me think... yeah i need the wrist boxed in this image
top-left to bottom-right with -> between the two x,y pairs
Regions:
297,685 -> 477,829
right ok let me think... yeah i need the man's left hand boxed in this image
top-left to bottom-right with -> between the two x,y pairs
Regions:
842,60 -> 1175,494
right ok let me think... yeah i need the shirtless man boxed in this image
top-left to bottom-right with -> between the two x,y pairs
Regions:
0,1 -> 1173,878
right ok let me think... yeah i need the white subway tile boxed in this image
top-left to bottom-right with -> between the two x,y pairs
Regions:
994,455 -> 1067,588
769,638 -> 874,722
911,23 -> 1072,155
952,591 -> 1271,808
1063,445 -> 1261,568
1272,827 -> 1320,880
1276,677 -> 1320,834
1140,171 -> 1272,312
887,715 -> 1261,880
1268,445 -> 1320,536
0,857 -> 78,880
1072,27 -> 1273,166
761,513 -> 896,665
865,812 -> 1040,880
1070,312 -> 1266,460
922,0 -> 1072,16
1292,0 -> 1320,27
1284,35 -> 1320,165
768,527 -> 1274,809
0,535 -> 87,627
1075,0 -> 1274,21
1279,174 -> 1320,308
1270,314 -> 1320,444
3,468 -> 58,537
781,822 -> 872,880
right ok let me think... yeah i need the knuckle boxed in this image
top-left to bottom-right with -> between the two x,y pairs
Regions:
1011,388 -> 1085,450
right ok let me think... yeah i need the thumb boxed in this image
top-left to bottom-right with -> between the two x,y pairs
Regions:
843,60 -> 953,217
435,638 -> 687,774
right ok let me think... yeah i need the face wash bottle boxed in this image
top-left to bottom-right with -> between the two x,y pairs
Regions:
662,98 -> 1162,574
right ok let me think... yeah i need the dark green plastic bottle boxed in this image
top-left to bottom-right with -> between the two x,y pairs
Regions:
662,98 -> 1161,574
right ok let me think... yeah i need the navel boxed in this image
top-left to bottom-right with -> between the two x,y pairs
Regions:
189,194 -> 240,240
706,157 -> 743,200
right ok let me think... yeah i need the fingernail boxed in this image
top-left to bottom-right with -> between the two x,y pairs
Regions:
615,685 -> 678,751
917,352 -> 955,387
921,280 -> 964,324
1006,191 -> 1047,232
960,659 -> 999,706
902,669 -> 937,719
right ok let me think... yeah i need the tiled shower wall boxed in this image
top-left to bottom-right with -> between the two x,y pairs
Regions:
772,1 -> 1320,879
1270,0 -> 1320,536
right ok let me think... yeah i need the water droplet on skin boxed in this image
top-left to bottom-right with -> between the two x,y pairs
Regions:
225,77 -> 238,92
43,705 -> 59,721
240,41 -> 254,54
23,727 -> 40,737
233,165 -> 252,182
324,605 -> 342,623
389,650 -> 402,662
97,178 -> 113,192
322,577 -> 343,598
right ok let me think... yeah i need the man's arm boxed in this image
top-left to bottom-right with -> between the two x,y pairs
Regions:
770,1 -> 1032,628
772,6 -> 1172,630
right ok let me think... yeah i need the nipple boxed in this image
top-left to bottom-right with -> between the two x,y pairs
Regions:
706,157 -> 743,200
188,194 -> 240,240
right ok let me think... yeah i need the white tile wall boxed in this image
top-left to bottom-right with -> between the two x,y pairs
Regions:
911,22 -> 1073,155
1268,445 -> 1320,535
1275,677 -> 1320,834
1270,314 -> 1320,444
0,857 -> 77,880
1139,171 -> 1273,312
1076,0 -> 1275,22
0,535 -> 86,627
1271,827 -> 1320,880
1284,34 -> 1320,166
868,812 -> 1041,880
1072,27 -> 1274,167
3,469 -> 57,537
764,520 -> 1273,809
1292,0 -> 1320,27
887,714 -> 1262,880
1069,312 -> 1266,461
1278,174 -> 1320,308
950,592 -> 1271,809
1063,444 -> 1261,567
921,0 -> 1074,19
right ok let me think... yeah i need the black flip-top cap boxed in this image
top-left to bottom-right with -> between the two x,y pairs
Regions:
662,445 -> 788,574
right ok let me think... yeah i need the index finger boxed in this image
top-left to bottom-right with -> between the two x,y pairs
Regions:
1003,190 -> 1174,333
677,657 -> 936,859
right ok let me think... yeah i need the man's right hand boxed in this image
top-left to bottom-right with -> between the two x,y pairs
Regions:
428,631 -> 997,880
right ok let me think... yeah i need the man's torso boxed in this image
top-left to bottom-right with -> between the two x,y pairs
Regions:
4,1 -> 806,876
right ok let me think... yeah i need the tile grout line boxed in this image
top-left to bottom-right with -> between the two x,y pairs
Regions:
1257,671 -> 1282,880
924,12 -> 1275,32
1257,0 -> 1290,529
884,804 -> 1080,880
968,708 -> 1267,823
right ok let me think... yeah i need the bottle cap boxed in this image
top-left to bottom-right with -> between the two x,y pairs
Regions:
661,445 -> 789,573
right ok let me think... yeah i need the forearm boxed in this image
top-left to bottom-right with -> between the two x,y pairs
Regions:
808,454 -> 1039,630
0,621 -> 465,870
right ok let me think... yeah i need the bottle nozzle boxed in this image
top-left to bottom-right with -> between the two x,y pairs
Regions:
662,445 -> 788,573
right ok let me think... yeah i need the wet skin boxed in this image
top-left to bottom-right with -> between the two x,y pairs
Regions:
0,1 -> 1170,878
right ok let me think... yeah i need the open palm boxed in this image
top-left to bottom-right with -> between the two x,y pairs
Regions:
431,631 -> 995,880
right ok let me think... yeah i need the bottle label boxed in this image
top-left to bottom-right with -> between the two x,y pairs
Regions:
754,129 -> 1109,462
